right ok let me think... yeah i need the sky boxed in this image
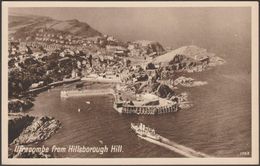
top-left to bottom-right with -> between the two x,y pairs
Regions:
10,7 -> 251,65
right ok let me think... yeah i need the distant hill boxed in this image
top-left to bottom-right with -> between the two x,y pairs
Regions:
9,14 -> 102,40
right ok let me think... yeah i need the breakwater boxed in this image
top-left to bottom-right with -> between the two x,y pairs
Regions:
60,89 -> 116,98
49,78 -> 81,87
60,88 -> 178,115
81,77 -> 122,83
114,103 -> 178,115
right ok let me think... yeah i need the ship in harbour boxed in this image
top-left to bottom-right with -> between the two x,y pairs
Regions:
131,123 -> 161,141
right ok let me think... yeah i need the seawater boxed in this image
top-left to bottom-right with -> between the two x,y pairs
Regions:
26,61 -> 251,158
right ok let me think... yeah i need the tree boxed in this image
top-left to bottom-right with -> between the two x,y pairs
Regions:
26,46 -> 33,54
146,63 -> 156,70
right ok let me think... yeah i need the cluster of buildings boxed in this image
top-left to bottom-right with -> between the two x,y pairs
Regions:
9,27 -> 214,105
34,32 -> 96,46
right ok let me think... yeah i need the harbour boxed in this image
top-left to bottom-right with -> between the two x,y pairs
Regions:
60,87 -> 178,115
25,66 -> 251,158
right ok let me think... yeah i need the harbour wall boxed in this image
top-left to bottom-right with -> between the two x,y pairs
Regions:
26,78 -> 81,94
60,88 -> 178,115
60,88 -> 116,98
81,77 -> 122,84
118,103 -> 178,115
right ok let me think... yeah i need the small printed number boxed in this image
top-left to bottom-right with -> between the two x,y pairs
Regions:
240,151 -> 250,156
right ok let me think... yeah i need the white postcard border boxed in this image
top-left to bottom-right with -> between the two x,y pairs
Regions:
1,1 -> 259,165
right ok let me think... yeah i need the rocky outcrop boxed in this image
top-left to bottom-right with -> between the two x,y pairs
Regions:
153,45 -> 225,72
8,114 -> 34,144
132,81 -> 175,99
8,99 -> 34,113
154,45 -> 212,64
170,92 -> 192,109
208,56 -> 226,66
174,76 -> 208,87
154,83 -> 175,98
11,116 -> 61,145
8,115 -> 61,158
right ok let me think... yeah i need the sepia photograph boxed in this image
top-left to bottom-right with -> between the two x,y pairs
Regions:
1,1 -> 259,165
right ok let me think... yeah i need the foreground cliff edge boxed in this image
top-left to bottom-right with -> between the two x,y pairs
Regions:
8,114 -> 61,158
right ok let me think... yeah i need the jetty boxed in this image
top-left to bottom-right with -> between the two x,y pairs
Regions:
60,88 -> 116,98
114,103 -> 178,115
49,78 -> 81,87
60,88 -> 178,115
81,75 -> 123,84
113,93 -> 178,115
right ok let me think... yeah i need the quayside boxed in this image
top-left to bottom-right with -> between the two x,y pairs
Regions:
60,88 -> 116,98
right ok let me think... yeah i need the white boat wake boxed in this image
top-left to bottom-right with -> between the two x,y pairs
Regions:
138,135 -> 212,158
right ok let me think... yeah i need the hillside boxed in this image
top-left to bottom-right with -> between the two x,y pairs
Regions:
153,45 -> 215,64
9,14 -> 102,40
128,40 -> 165,57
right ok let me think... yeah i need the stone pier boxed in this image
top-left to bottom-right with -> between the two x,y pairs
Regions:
120,103 -> 178,115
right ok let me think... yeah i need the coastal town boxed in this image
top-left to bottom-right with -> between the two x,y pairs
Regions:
8,14 -> 225,158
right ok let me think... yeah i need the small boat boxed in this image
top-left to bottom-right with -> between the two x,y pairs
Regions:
99,140 -> 103,144
85,101 -> 91,104
78,108 -> 81,112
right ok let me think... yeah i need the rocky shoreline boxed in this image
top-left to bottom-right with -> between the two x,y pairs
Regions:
174,76 -> 208,87
8,76 -> 75,158
8,115 -> 61,158
8,99 -> 34,113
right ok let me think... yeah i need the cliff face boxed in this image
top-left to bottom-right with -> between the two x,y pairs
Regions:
153,45 -> 225,72
154,45 -> 212,64
8,114 -> 61,158
8,114 -> 34,144
134,81 -> 175,99
154,84 -> 175,98
11,116 -> 61,145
